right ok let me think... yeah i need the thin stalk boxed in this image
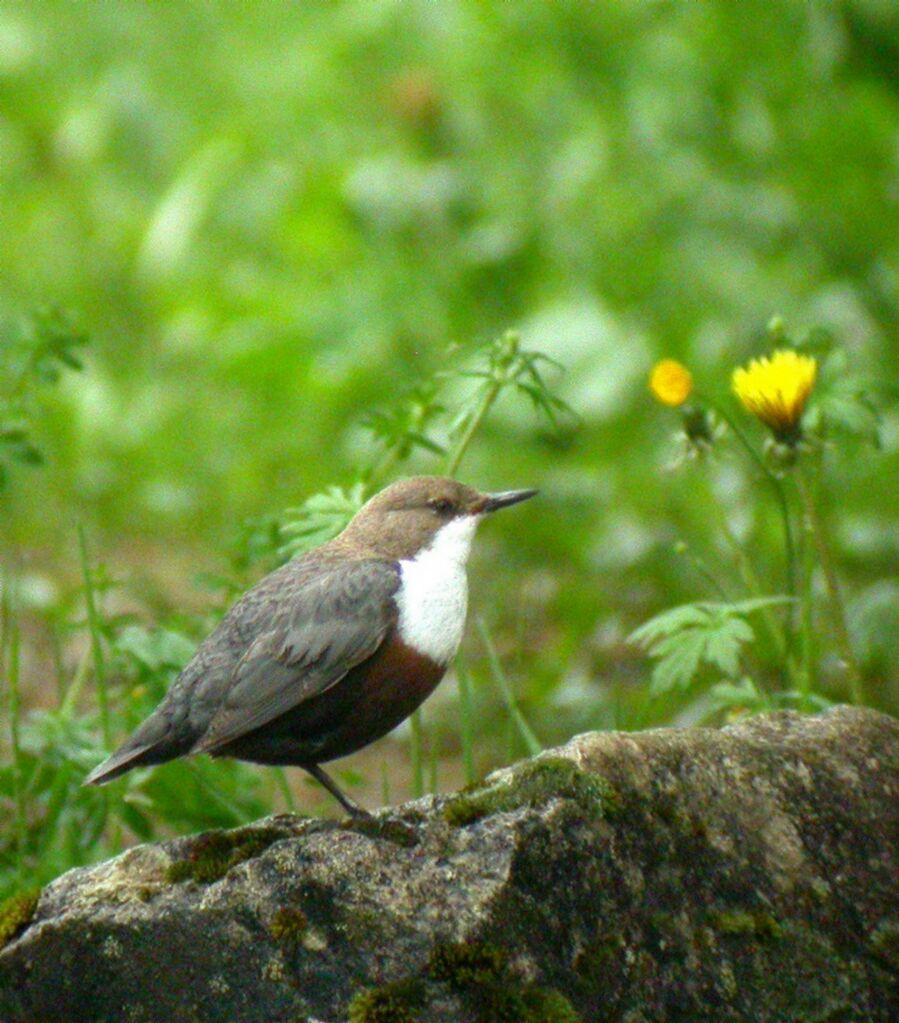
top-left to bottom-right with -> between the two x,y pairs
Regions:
795,463 -> 864,703
701,474 -> 793,680
675,543 -> 732,601
477,618 -> 541,756
409,708 -> 425,798
702,395 -> 797,602
381,761 -> 391,807
78,526 -> 110,747
456,660 -> 476,785
273,768 -> 296,814
3,578 -> 28,882
428,736 -> 439,795
799,515 -> 816,709
50,624 -> 66,706
444,334 -> 519,477
444,378 -> 502,477
59,644 -> 92,718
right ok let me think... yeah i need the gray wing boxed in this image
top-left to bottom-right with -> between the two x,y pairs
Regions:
192,559 -> 400,754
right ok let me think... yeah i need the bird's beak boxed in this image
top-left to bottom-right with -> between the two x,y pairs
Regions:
480,488 -> 538,513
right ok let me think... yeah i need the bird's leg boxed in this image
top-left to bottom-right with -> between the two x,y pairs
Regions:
304,763 -> 371,819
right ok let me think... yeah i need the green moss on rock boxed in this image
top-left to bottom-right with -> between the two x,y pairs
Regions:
428,940 -> 507,987
443,757 -> 617,827
426,941 -> 581,1022
268,906 -> 307,946
522,986 -> 581,1023
0,889 -> 40,948
347,979 -> 425,1023
165,825 -> 283,884
340,816 -> 420,848
712,910 -> 782,941
868,919 -> 899,971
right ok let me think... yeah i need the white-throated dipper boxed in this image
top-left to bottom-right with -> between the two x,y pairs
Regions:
85,476 -> 536,816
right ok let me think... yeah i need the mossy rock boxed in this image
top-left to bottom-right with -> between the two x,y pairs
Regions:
443,756 -> 617,827
165,824 -> 284,884
0,891 -> 39,949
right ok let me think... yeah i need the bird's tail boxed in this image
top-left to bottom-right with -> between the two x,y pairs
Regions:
84,719 -> 192,786
84,744 -> 159,785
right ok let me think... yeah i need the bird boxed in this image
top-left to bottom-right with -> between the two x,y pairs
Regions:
85,476 -> 536,816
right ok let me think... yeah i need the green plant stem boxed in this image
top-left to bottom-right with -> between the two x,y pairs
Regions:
795,463 -> 864,703
703,396 -> 797,601
456,660 -> 476,785
2,579 -> 28,882
410,709 -> 425,798
381,761 -> 391,806
702,476 -> 791,675
428,737 -> 439,795
59,644 -> 92,718
444,378 -> 502,476
273,768 -> 296,814
78,525 -> 111,747
477,617 -> 541,755
799,513 -> 816,710
444,333 -> 519,477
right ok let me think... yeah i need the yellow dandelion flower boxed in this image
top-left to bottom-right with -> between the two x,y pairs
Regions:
731,349 -> 817,441
649,359 -> 693,407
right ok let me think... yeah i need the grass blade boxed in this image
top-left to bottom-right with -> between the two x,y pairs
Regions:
77,525 -> 110,747
3,575 -> 28,882
477,617 -> 542,757
410,708 -> 425,798
456,658 -> 476,785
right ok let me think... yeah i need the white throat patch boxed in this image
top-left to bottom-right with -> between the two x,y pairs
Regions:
395,514 -> 481,666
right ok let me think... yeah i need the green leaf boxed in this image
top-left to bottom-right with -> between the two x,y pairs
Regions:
279,483 -> 366,559
628,604 -> 712,647
632,598 -> 789,694
705,617 -> 753,676
708,678 -> 767,713
649,629 -> 708,693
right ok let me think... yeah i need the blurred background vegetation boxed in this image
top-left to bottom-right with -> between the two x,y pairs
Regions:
1,1 -> 897,890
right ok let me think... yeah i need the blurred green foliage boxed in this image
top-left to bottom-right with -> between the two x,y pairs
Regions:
0,1 -> 897,890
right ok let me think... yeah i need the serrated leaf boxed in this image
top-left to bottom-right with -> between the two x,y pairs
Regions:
649,630 -> 708,693
705,617 -> 754,676
628,604 -> 712,647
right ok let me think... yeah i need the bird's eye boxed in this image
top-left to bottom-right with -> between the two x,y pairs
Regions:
428,497 -> 454,515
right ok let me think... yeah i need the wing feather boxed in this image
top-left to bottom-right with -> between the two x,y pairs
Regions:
193,559 -> 399,753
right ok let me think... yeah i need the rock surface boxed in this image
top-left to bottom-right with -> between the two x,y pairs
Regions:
1,706 -> 897,1023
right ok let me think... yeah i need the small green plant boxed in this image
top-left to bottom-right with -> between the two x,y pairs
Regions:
251,331 -> 574,565
0,308 -> 87,490
637,320 -> 888,716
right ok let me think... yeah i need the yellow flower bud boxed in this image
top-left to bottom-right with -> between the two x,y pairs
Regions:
649,359 -> 693,407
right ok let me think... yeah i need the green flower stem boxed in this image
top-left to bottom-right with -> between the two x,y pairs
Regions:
699,473 -> 793,683
798,512 -> 817,710
795,463 -> 864,704
702,396 -> 797,602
